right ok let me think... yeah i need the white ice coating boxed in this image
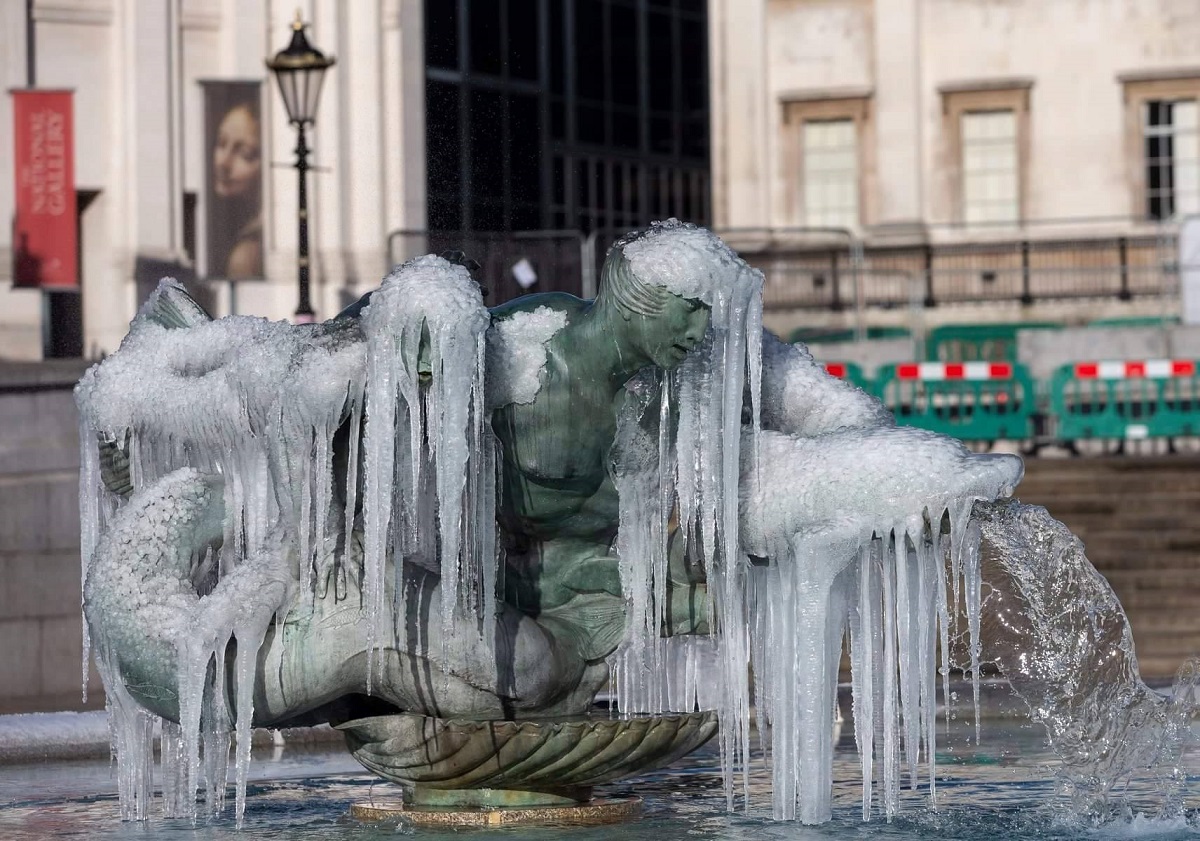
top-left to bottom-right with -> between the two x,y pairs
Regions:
78,262 -> 499,823
622,217 -> 747,306
76,282 -> 366,581
82,243 -> 1043,827
83,467 -> 291,825
610,220 -> 765,808
358,255 -> 495,678
759,332 -> 894,436
608,222 -> 1026,822
485,306 -> 567,409
741,428 -> 1021,822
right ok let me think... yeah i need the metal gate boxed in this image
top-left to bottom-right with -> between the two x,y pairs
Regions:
386,229 -> 586,306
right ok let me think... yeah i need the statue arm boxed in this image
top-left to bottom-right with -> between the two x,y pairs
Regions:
758,330 -> 894,437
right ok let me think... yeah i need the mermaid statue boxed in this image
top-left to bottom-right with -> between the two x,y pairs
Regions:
79,222 -> 1177,827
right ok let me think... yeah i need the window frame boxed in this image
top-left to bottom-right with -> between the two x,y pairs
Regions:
780,91 -> 873,231
939,81 -> 1033,227
1120,71 -> 1200,222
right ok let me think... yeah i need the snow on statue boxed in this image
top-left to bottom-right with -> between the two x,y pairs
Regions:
79,221 -> 1033,824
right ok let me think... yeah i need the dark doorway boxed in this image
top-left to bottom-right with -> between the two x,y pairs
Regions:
42,188 -> 99,358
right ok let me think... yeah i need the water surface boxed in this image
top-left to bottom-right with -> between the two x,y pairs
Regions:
2,709 -> 1198,840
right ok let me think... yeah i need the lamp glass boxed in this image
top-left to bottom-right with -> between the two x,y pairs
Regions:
273,64 -> 329,125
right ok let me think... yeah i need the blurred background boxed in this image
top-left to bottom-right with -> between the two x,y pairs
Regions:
2,0 -> 1200,713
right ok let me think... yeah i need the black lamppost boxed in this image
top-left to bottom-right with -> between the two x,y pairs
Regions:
266,12 -> 335,323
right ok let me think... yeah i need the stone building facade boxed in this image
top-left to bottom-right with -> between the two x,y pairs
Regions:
708,0 -> 1200,327
0,0 -> 425,360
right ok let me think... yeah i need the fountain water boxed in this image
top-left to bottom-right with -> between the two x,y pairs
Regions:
69,221 -> 1197,830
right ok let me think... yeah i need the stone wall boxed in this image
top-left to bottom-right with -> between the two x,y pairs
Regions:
711,0 -> 1200,234
0,362 -> 102,713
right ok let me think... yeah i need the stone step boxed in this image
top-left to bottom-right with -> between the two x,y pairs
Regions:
975,456 -> 1200,680
1050,514 -> 1200,534
1016,492 -> 1200,517
1059,530 -> 1200,553
1079,552 -> 1200,572
1118,588 -> 1200,610
1128,637 -> 1200,660
1118,613 -> 1200,633
1018,476 -> 1200,495
1101,569 -> 1200,589
1021,455 -> 1200,476
1134,659 -> 1198,682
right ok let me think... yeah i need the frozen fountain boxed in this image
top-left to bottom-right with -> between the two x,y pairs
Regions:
72,221 -> 1196,830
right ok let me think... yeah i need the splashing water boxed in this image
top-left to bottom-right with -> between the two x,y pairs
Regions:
973,500 -> 1199,823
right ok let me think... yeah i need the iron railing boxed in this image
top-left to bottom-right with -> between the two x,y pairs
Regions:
384,220 -> 1183,312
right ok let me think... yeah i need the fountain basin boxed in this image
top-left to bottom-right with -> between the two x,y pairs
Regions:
336,709 -> 718,800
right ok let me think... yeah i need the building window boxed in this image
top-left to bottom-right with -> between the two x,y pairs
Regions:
1120,72 -> 1200,222
1144,99 -> 1200,220
939,80 -> 1031,226
781,92 -> 873,230
803,119 -> 859,229
961,110 -> 1019,225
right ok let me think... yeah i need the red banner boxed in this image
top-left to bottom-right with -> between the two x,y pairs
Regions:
12,90 -> 76,288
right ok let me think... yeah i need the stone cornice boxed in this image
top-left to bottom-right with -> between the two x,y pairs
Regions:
32,0 -> 113,26
181,0 -> 221,31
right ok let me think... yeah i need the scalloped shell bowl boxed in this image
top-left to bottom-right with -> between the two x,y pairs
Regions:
336,710 -> 718,792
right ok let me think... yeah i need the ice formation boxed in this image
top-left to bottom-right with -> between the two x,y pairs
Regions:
77,257 -> 499,824
77,230 -> 1176,830
758,331 -> 894,436
607,220 -> 1023,823
358,256 -> 495,673
609,219 -> 765,811
484,306 -> 567,409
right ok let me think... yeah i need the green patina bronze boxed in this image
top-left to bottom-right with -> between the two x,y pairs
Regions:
87,240 -> 723,801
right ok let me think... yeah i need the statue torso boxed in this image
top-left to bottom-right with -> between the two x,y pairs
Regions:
489,295 -> 625,549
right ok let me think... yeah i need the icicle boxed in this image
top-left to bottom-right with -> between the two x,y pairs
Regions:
360,318 -> 399,688
340,391 -> 364,593
849,541 -> 879,821
160,719 -> 188,818
78,417 -> 101,703
962,516 -> 984,744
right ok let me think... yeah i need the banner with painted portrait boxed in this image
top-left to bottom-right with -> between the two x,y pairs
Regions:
202,80 -> 264,280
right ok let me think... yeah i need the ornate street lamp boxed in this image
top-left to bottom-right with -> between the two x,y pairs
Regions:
266,12 -> 335,322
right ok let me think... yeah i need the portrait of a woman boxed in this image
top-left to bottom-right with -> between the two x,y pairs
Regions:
204,82 -> 264,280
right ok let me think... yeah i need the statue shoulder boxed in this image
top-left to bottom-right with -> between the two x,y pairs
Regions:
490,292 -> 588,322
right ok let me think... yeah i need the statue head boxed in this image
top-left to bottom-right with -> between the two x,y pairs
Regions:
595,229 -> 711,370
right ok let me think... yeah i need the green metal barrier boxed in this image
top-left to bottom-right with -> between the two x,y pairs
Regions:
819,361 -> 870,391
1086,315 -> 1180,329
1050,360 -> 1200,440
790,326 -> 911,345
926,322 -> 1059,364
876,361 -> 1036,441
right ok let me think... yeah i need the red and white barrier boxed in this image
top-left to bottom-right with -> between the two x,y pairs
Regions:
1072,360 -> 1196,379
894,362 -> 1013,381
824,363 -> 850,379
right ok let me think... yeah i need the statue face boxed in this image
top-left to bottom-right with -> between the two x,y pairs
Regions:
626,292 -> 711,370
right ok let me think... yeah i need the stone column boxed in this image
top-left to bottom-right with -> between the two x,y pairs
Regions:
0,0 -> 41,358
871,0 -> 926,240
382,0 -> 425,239
709,0 -> 770,230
